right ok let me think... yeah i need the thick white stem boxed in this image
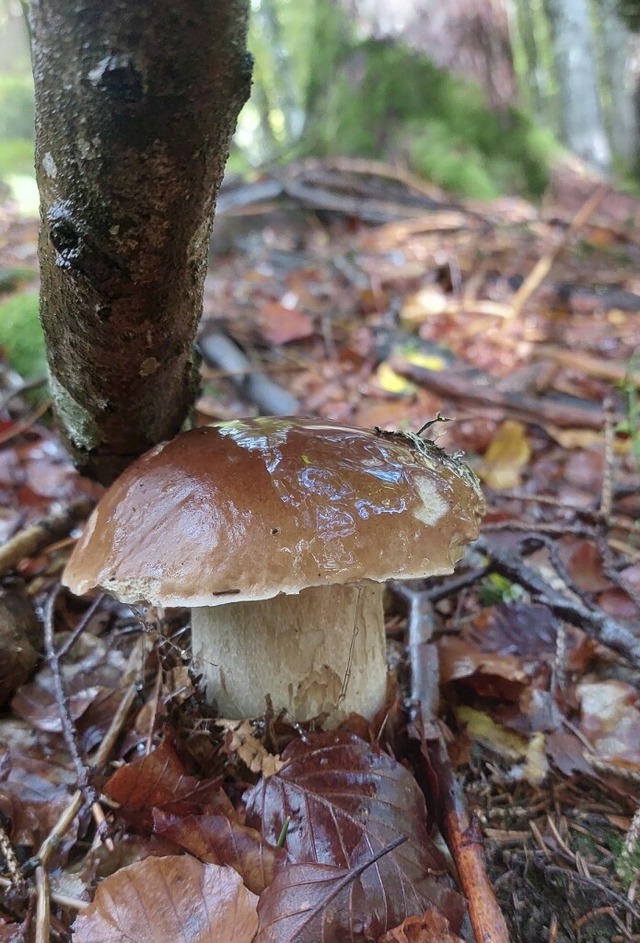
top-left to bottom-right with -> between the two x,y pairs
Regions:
191,582 -> 387,723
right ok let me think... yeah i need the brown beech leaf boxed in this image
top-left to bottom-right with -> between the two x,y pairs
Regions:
245,732 -> 464,933
72,856 -> 258,943
153,809 -> 287,895
255,844 -> 398,943
104,737 -> 225,831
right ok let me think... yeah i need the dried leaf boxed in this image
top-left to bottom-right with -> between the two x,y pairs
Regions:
153,809 -> 287,895
257,300 -> 314,345
244,732 -> 464,934
72,856 -> 258,943
217,719 -> 287,776
577,681 -> 640,772
379,910 -> 465,943
556,538 -> 610,593
479,420 -> 531,490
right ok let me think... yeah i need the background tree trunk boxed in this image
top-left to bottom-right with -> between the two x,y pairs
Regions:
544,0 -> 611,173
30,0 -> 252,484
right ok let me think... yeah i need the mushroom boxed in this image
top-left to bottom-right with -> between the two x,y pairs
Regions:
63,417 -> 484,722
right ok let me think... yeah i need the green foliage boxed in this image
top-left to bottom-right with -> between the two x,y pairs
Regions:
0,137 -> 34,178
479,573 -> 527,606
614,0 -> 640,31
0,291 -> 46,378
0,74 -> 34,142
301,39 -> 558,199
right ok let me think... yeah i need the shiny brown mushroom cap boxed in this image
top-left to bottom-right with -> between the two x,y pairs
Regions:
63,417 -> 484,607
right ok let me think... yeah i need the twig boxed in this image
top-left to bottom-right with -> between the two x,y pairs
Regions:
510,184 -> 610,319
37,790 -> 84,870
34,865 -> 50,943
0,497 -> 94,576
0,398 -> 51,445
43,587 -> 94,798
476,536 -> 640,667
57,593 -> 105,659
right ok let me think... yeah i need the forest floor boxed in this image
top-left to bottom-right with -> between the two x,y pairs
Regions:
0,159 -> 639,942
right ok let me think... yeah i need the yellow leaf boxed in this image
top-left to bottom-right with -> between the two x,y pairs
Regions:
374,361 -> 417,395
479,419 -> 531,489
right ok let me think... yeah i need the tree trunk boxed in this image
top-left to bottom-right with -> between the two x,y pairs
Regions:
544,0 -> 611,174
30,0 -> 252,484
598,0 -> 636,164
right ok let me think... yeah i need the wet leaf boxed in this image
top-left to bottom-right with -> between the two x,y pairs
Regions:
244,731 -> 464,934
104,737 -> 225,831
153,809 -> 287,895
72,856 -> 258,943
255,859 -> 373,942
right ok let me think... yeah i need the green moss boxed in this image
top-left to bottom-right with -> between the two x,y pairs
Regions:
302,38 -> 560,199
0,291 -> 47,378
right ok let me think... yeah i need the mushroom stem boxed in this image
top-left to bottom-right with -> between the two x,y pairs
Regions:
191,581 -> 388,722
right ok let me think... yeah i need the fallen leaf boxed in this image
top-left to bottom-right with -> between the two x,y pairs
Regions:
577,680 -> 640,772
72,856 -> 258,943
257,300 -> 314,345
255,859 -> 369,943
379,910 -> 465,942
478,420 -> 531,490
217,718 -> 287,776
373,361 -> 417,395
104,737 -> 225,831
153,809 -> 287,895
244,731 -> 464,934
556,538 -> 610,593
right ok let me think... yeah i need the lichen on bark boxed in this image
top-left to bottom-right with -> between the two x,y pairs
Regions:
30,0 -> 252,484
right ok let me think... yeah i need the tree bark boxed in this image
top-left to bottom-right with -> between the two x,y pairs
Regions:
30,1 -> 252,484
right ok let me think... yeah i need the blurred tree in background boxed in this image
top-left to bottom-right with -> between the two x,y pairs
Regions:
1,0 -> 640,204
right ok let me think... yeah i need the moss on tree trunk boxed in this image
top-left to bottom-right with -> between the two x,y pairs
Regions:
30,0 -> 252,484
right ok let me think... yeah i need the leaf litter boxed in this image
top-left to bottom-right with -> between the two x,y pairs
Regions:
0,160 -> 639,941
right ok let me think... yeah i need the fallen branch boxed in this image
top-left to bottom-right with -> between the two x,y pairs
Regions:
394,582 -> 510,943
425,737 -> 510,943
198,329 -> 299,416
390,358 -> 620,430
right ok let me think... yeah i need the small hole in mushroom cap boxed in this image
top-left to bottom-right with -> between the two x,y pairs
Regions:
271,527 -> 279,535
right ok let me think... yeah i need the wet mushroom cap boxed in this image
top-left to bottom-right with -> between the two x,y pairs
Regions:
63,417 -> 484,606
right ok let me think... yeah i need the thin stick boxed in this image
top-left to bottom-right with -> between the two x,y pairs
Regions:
57,593 -> 105,659
43,587 -> 93,797
34,865 -> 50,943
510,184 -> 610,319
0,398 -> 51,445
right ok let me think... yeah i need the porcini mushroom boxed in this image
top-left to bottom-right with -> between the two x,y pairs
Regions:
63,417 -> 484,722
